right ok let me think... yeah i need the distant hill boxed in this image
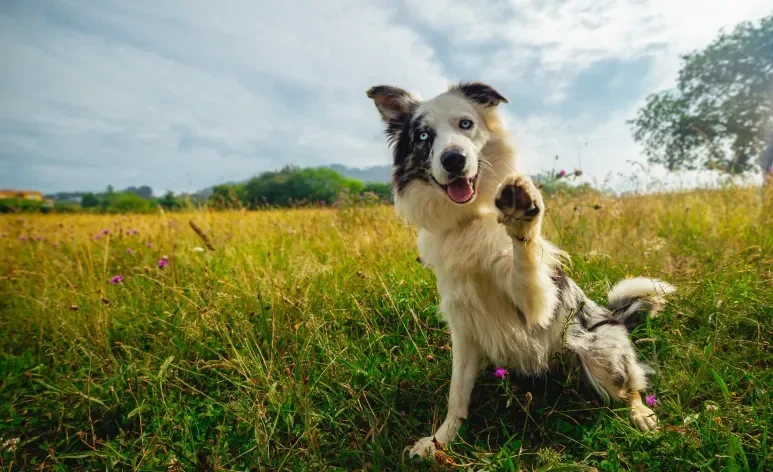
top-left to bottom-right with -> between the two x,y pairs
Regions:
326,164 -> 391,183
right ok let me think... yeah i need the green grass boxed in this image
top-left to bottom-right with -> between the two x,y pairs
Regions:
1,185 -> 772,471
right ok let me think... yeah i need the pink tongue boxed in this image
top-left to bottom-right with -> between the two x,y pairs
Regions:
447,177 -> 473,203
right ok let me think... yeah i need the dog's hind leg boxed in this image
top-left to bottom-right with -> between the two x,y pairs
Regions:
567,321 -> 659,431
409,330 -> 483,459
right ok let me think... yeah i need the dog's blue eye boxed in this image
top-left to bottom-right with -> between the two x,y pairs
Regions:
419,132 -> 429,141
460,119 -> 473,130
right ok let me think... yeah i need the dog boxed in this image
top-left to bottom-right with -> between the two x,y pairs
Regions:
366,81 -> 676,459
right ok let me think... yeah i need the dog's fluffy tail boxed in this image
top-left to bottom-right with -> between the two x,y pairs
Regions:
606,277 -> 676,332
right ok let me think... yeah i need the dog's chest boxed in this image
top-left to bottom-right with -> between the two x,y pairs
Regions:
440,270 -> 564,373
417,227 -> 565,374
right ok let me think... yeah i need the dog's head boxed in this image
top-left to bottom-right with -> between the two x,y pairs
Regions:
367,82 -> 516,230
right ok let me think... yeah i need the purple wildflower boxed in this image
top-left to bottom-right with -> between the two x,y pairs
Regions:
52,242 -> 60,247
129,229 -> 139,235
102,229 -> 110,235
645,394 -> 658,407
493,367 -> 508,379
19,235 -> 28,241
94,234 -> 103,240
146,242 -> 152,248
109,274 -> 124,285
557,169 -> 567,178
126,248 -> 134,255
34,235 -> 43,241
158,257 -> 169,269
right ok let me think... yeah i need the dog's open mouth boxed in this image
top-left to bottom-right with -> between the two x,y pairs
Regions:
433,174 -> 478,204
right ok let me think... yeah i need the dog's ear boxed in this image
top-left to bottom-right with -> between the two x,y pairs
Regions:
453,82 -> 509,107
366,85 -> 419,124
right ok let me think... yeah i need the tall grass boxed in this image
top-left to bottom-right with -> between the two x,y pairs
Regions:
1,185 -> 771,471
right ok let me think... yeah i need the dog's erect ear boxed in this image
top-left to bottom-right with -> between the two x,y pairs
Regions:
366,85 -> 419,124
453,82 -> 509,107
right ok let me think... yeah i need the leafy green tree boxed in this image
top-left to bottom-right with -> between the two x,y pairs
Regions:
209,184 -> 246,209
244,166 -> 364,208
107,192 -> 157,213
81,193 -> 101,209
157,191 -> 187,210
125,185 -> 154,199
0,198 -> 44,213
629,12 -> 773,174
362,182 -> 392,202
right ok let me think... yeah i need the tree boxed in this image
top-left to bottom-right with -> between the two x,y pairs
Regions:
209,184 -> 246,209
125,185 -> 154,199
107,192 -> 157,213
243,166 -> 364,208
158,191 -> 184,210
81,193 -> 100,209
629,12 -> 773,175
362,182 -> 392,202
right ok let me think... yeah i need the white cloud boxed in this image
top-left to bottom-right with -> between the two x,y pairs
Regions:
0,0 -> 770,193
402,0 -> 771,104
0,0 -> 449,192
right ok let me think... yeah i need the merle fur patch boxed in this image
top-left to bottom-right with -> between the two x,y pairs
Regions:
390,112 -> 433,194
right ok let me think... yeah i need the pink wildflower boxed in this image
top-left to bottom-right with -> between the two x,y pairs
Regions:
109,274 -> 124,285
19,235 -> 28,241
158,257 -> 169,269
126,248 -> 133,255
493,367 -> 508,379
94,234 -> 103,240
645,394 -> 658,407
102,229 -> 110,235
129,229 -> 139,235
146,242 -> 152,248
34,235 -> 43,241
557,169 -> 567,178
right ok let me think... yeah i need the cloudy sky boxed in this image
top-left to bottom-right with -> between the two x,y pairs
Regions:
1,0 -> 770,195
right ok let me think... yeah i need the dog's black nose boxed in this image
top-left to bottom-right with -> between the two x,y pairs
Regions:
440,150 -> 466,174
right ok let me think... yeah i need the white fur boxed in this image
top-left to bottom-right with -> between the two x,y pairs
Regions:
608,277 -> 676,312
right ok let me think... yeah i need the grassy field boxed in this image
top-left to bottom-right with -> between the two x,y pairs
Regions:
1,185 -> 772,471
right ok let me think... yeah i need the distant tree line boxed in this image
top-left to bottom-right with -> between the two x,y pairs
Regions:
1,166 -> 392,214
2,164 -> 600,215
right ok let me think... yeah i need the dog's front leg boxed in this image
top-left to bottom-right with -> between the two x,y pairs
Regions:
409,330 -> 482,460
494,175 -> 559,328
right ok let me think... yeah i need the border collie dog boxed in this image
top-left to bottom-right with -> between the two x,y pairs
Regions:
366,82 -> 676,459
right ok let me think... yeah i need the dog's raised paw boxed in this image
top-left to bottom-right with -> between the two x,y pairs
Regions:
495,175 -> 544,240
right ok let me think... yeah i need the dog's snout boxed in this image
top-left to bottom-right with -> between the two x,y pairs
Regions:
440,149 -> 466,174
